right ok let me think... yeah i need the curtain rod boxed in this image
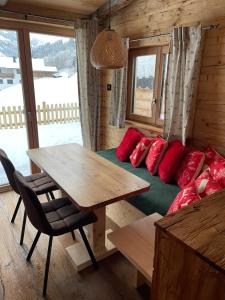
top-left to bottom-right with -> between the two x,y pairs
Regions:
130,24 -> 220,42
0,8 -> 88,25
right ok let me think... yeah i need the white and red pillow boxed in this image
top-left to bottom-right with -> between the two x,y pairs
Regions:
116,128 -> 144,162
158,140 -> 186,183
195,170 -> 223,197
209,160 -> 225,188
167,181 -> 200,215
204,145 -> 225,169
146,136 -> 168,176
175,149 -> 205,189
130,137 -> 156,168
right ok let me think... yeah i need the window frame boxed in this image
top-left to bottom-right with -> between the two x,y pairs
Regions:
126,45 -> 169,127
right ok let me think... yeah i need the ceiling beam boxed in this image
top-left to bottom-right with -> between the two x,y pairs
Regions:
0,1 -> 88,22
93,0 -> 135,19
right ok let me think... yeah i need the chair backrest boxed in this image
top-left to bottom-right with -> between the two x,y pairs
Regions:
14,170 -> 52,235
0,149 -> 19,193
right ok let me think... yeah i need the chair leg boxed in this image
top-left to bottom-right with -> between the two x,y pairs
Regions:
78,227 -> 98,270
43,236 -> 53,296
11,195 -> 22,223
49,191 -> 55,200
46,193 -> 51,202
20,211 -> 27,245
27,231 -> 41,261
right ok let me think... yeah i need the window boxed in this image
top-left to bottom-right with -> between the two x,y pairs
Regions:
127,46 -> 169,126
7,79 -> 13,84
0,79 -> 3,84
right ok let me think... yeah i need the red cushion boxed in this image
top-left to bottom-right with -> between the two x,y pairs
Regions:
145,136 -> 168,176
167,181 -> 200,215
175,149 -> 205,189
116,128 -> 144,161
210,160 -> 225,187
130,137 -> 156,168
158,140 -> 186,183
195,170 -> 223,197
204,145 -> 225,168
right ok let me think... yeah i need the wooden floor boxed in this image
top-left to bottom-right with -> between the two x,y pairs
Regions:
0,191 -> 150,300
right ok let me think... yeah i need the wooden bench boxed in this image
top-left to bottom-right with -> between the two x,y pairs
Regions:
108,213 -> 162,287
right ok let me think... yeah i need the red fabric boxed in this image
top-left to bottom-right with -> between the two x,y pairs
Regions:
158,140 -> 186,183
116,128 -> 144,162
195,170 -> 223,197
130,137 -> 156,168
210,160 -> 225,187
167,181 -> 200,215
175,149 -> 205,189
204,145 -> 225,168
145,136 -> 168,176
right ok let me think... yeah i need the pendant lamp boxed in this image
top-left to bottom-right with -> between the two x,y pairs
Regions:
90,0 -> 126,70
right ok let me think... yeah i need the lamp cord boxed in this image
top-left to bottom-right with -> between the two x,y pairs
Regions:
108,0 -> 111,30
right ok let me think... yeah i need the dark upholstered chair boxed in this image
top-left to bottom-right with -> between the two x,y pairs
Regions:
14,170 -> 98,296
0,149 -> 59,245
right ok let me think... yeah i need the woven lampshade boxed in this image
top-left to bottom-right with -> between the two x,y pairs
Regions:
90,29 -> 126,70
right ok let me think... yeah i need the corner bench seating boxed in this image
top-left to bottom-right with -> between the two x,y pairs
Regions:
98,148 -> 180,216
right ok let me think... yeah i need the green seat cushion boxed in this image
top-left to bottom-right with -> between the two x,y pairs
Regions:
98,148 -> 180,216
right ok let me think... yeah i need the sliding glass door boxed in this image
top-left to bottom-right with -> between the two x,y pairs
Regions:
0,29 -> 30,185
0,22 -> 82,188
29,32 -> 82,148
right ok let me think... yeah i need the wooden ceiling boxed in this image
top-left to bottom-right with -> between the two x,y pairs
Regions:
8,0 -> 108,15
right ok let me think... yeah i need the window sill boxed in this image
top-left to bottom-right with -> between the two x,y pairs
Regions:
125,120 -> 163,135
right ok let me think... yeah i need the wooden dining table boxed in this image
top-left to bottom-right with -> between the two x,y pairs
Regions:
27,143 -> 150,271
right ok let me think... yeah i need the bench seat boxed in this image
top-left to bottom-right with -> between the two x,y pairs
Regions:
98,148 -> 180,216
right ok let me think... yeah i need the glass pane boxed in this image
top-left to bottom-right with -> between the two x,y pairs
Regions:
0,30 -> 30,185
160,53 -> 169,120
132,55 -> 156,117
30,33 -> 82,148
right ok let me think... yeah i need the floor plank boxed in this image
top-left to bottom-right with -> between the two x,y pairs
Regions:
0,191 -> 150,300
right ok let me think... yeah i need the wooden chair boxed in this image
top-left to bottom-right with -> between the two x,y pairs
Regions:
14,170 -> 98,296
0,149 -> 59,245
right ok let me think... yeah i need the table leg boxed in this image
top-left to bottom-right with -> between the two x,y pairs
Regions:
88,207 -> 106,252
66,206 -> 116,271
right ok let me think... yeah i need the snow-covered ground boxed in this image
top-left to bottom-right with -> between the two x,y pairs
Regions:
0,122 -> 82,184
0,75 -> 79,106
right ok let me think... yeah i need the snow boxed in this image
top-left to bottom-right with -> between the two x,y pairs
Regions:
0,122 -> 83,184
0,74 -> 79,106
0,57 -> 56,72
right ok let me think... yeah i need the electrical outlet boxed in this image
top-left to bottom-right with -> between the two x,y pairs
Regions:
107,84 -> 112,91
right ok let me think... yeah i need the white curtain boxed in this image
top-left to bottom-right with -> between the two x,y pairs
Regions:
109,38 -> 129,128
75,19 -> 100,151
164,25 -> 205,144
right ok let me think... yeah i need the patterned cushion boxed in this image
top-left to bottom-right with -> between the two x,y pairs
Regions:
210,160 -> 225,187
130,137 -> 156,168
167,181 -> 200,215
204,145 -> 225,168
175,149 -> 205,189
195,170 -> 223,197
116,128 -> 144,161
158,140 -> 186,183
145,136 -> 168,176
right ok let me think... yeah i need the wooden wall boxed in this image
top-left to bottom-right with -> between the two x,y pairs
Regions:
100,0 -> 225,154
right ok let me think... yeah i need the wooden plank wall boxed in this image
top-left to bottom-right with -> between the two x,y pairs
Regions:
193,28 -> 225,155
100,0 -> 225,154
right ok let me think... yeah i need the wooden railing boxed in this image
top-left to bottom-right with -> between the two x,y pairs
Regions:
0,102 -> 80,129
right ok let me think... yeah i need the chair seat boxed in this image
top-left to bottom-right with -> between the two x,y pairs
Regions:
25,172 -> 58,195
42,197 -> 97,236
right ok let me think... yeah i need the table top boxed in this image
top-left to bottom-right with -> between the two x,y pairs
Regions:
27,143 -> 150,210
108,213 -> 162,281
155,189 -> 225,275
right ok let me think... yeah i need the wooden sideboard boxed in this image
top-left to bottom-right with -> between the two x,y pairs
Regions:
152,190 -> 225,300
